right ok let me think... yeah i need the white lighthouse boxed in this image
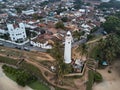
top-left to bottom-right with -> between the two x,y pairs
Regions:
64,31 -> 72,64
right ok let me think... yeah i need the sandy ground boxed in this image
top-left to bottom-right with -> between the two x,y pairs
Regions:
93,61 -> 120,90
0,64 -> 32,90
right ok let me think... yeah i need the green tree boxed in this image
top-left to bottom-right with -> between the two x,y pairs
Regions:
50,41 -> 72,81
55,21 -> 65,29
73,31 -> 85,40
98,0 -> 120,9
93,34 -> 120,65
73,0 -> 83,9
61,17 -> 68,22
103,16 -> 120,34
77,43 -> 88,59
32,14 -> 43,20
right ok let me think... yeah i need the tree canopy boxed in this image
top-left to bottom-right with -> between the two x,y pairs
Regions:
102,16 -> 120,34
98,0 -> 120,9
73,0 -> 83,10
92,34 -> 120,65
55,21 -> 65,29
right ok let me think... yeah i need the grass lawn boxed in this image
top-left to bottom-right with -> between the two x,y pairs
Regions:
28,81 -> 50,90
3,65 -> 50,90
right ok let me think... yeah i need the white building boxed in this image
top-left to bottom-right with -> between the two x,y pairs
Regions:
30,41 -> 52,49
7,23 -> 27,41
22,10 -> 35,15
64,31 -> 72,64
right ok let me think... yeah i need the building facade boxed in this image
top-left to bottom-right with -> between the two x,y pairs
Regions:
7,23 -> 27,41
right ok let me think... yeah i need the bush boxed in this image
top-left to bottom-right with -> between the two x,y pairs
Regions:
86,70 -> 103,90
55,21 -> 65,29
94,72 -> 103,82
0,56 -> 18,65
61,17 -> 68,22
86,70 -> 94,90
108,70 -> 112,73
2,65 -> 37,86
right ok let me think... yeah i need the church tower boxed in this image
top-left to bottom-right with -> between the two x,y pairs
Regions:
64,31 -> 72,64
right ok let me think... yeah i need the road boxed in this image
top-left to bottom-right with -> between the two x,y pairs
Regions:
0,40 -> 46,52
72,28 -> 104,47
0,28 -> 104,52
72,38 -> 87,47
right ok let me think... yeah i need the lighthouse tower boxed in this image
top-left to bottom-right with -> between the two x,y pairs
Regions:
64,31 -> 72,64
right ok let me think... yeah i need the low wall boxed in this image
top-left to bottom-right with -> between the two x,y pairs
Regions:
64,63 -> 86,77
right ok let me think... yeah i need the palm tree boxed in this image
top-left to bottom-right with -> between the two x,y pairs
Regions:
86,58 -> 97,71
77,43 -> 88,60
51,41 -> 72,84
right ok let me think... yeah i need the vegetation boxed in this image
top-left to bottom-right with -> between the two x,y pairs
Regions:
77,43 -> 88,59
2,65 -> 50,90
89,14 -> 120,67
0,56 -> 18,65
28,81 -> 50,90
0,3 -> 6,8
55,21 -> 65,29
32,14 -> 44,20
55,7 -> 67,15
26,29 -> 37,38
102,16 -> 120,34
61,17 -> 68,22
91,27 -> 99,33
98,0 -> 120,9
90,34 -> 120,66
2,64 -> 37,86
49,0 -> 61,3
86,70 -> 94,90
15,5 -> 27,13
0,56 -> 50,89
40,1 -> 49,6
73,31 -> 85,40
87,34 -> 95,41
0,33 -> 10,40
48,42 -> 72,81
86,70 -> 103,90
94,71 -> 103,82
73,0 -> 83,10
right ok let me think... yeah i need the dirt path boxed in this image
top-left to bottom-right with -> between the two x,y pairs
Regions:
25,59 -> 76,90
0,63 -> 32,90
0,53 -> 75,90
0,46 -> 55,61
87,35 -> 107,44
93,61 -> 120,90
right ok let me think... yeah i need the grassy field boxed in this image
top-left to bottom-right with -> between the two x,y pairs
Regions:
3,65 -> 50,90
0,56 -> 18,65
0,55 -> 50,90
28,81 -> 50,90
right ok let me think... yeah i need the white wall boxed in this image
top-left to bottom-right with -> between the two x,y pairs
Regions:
30,41 -> 52,49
